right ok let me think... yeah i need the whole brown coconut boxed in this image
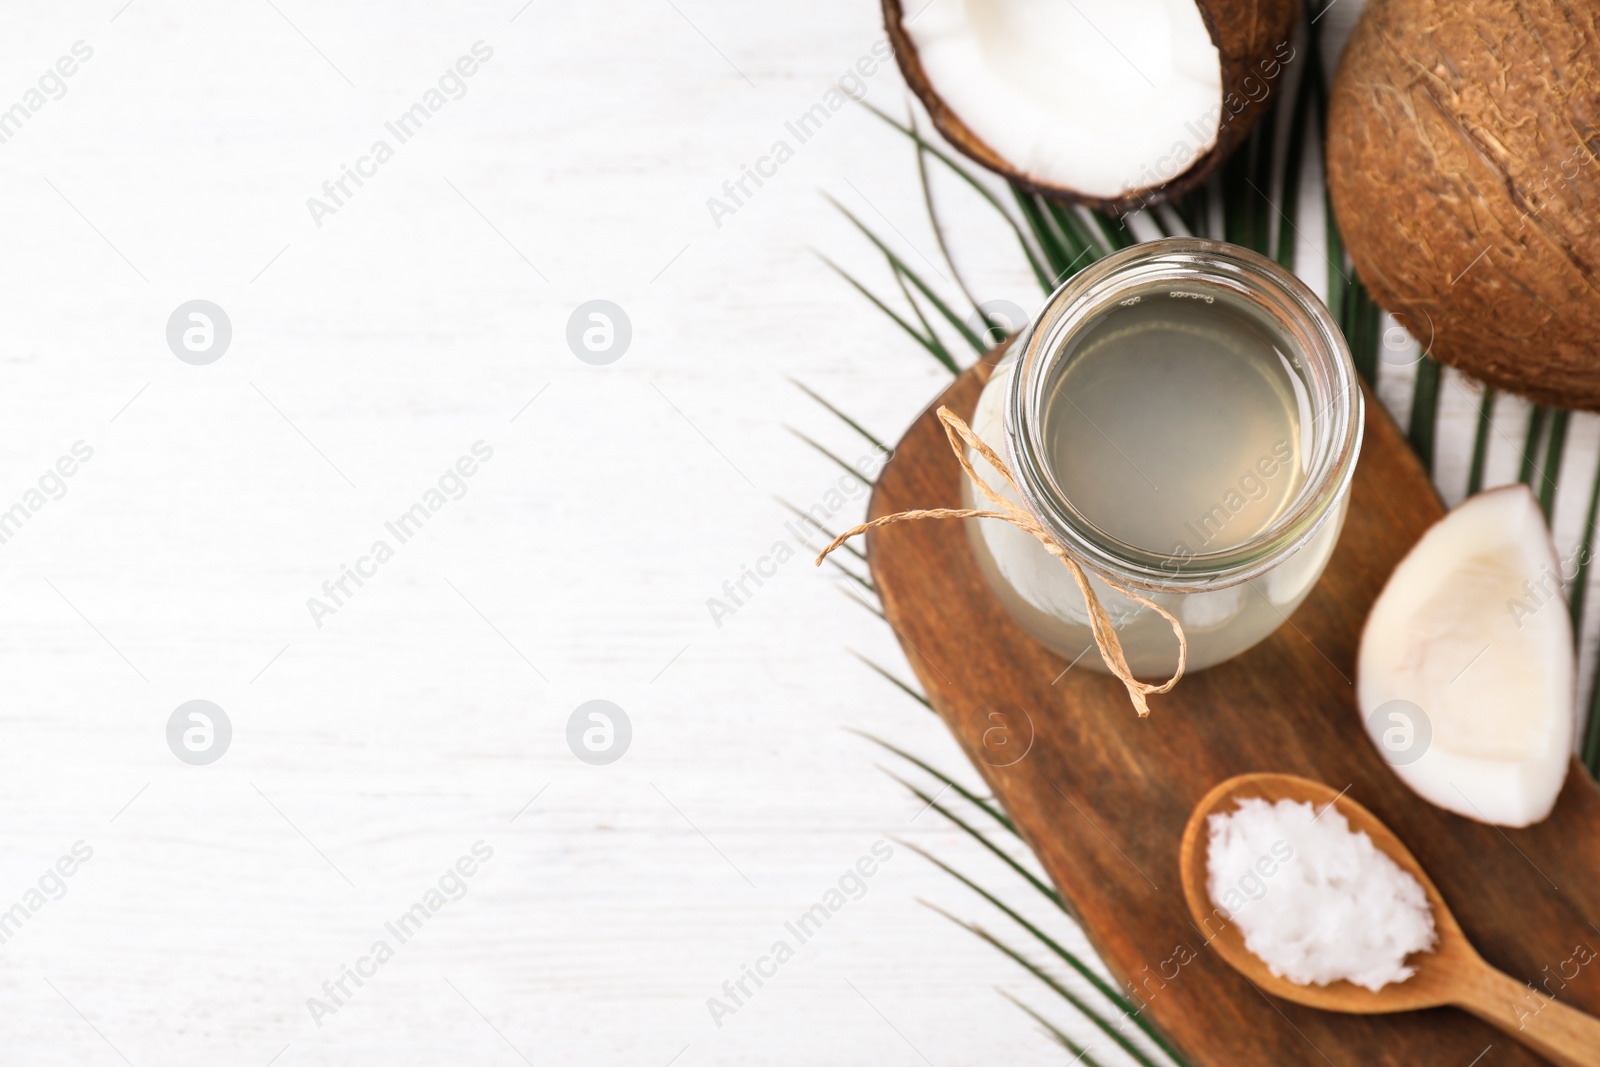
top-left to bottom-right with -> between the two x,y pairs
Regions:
884,0 -> 1300,214
1328,0 -> 1600,409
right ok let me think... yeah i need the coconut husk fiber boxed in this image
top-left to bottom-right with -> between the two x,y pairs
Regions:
1328,0 -> 1600,409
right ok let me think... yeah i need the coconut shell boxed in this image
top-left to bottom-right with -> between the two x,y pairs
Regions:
1328,0 -> 1600,409
883,0 -> 1299,213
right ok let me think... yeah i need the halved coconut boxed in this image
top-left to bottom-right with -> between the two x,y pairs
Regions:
1357,486 -> 1575,828
885,0 -> 1299,212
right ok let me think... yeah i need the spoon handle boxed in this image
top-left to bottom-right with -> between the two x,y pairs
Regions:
1456,963 -> 1600,1067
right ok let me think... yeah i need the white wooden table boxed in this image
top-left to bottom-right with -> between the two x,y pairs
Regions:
1,2 -> 1593,1065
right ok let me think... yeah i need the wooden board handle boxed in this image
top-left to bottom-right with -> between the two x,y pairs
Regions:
1457,963 -> 1600,1067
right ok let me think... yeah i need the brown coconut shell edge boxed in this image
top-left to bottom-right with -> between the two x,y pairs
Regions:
1326,0 -> 1600,410
882,0 -> 1300,215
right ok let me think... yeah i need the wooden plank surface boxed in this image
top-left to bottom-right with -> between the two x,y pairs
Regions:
867,353 -> 1600,1066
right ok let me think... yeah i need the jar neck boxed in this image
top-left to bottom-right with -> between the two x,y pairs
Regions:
1002,238 -> 1363,592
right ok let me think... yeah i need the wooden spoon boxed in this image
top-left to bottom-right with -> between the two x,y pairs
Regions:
1179,773 -> 1600,1067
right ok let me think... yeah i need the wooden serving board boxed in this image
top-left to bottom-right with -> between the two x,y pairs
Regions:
867,352 -> 1600,1066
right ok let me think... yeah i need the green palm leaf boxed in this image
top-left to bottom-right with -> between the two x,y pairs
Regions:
891,261 -> 962,364
900,839 -> 1188,1063
857,100 -> 1053,289
1001,991 -> 1112,1067
1520,405 -> 1548,486
1085,206 -> 1137,251
846,652 -> 932,710
786,424 -> 874,483
911,111 -> 992,320
1275,51 -> 1316,271
1541,409 -> 1571,519
853,729 -> 1012,830
788,379 -> 889,455
924,902 -> 1179,1067
892,775 -> 1063,909
815,251 -> 958,372
1408,357 -> 1442,474
1572,458 -> 1600,643
777,499 -> 866,563
1012,189 -> 1079,281
829,195 -> 988,354
840,586 -> 887,621
1044,199 -> 1109,262
1466,387 -> 1496,495
1175,182 -> 1210,241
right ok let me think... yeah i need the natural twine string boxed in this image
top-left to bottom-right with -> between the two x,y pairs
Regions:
815,406 -> 1187,718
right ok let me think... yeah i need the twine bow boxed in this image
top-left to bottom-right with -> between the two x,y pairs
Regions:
815,406 -> 1187,717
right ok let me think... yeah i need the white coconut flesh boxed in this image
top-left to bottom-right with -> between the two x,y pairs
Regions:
1358,486 -> 1575,828
905,0 -> 1223,198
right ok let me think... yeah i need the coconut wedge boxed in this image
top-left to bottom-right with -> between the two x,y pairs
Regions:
1357,486 -> 1575,828
885,0 -> 1298,211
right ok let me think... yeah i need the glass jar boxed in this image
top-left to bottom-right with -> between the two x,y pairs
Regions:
964,238 -> 1363,678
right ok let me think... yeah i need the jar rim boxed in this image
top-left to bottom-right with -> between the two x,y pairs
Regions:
1002,237 -> 1364,592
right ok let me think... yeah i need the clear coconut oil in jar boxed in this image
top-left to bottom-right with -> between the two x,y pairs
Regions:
964,238 -> 1363,677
